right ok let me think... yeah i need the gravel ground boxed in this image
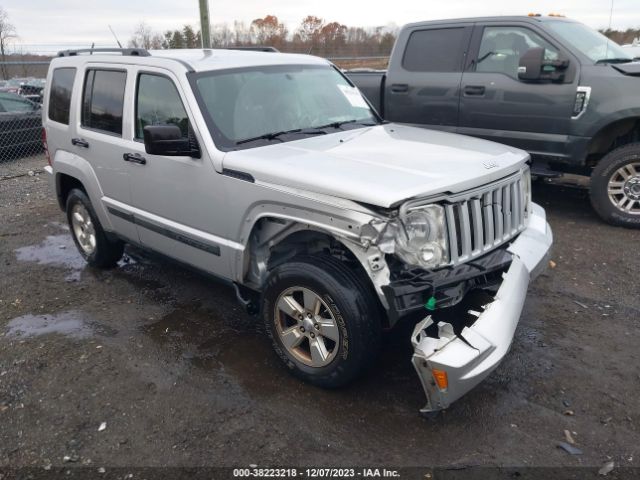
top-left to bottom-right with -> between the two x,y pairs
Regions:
0,158 -> 638,475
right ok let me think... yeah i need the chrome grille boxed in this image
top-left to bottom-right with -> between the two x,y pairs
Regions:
444,174 -> 527,265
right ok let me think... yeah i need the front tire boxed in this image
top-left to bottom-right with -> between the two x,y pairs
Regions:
262,255 -> 382,388
66,188 -> 124,268
590,143 -> 640,228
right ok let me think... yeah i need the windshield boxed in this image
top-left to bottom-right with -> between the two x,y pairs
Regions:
191,64 -> 378,150
546,20 -> 632,63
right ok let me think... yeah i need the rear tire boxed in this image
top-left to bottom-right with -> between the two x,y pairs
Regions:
66,188 -> 124,268
262,255 -> 382,388
590,143 -> 640,228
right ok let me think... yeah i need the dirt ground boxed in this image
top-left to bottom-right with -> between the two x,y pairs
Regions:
0,156 -> 639,475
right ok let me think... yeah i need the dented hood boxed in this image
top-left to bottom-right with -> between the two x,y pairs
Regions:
223,124 -> 529,208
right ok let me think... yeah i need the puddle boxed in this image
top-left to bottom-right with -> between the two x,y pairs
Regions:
6,311 -> 95,339
14,233 -> 138,282
15,234 -> 85,281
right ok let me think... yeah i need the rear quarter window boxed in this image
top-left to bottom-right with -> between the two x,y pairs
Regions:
402,28 -> 469,72
48,67 -> 76,125
82,69 -> 127,136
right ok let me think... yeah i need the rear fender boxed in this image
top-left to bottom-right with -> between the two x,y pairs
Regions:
52,149 -> 113,231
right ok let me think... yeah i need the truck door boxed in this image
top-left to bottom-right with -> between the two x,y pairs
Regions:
458,23 -> 579,159
384,23 -> 473,131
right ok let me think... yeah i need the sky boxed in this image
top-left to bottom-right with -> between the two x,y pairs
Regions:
2,0 -> 639,53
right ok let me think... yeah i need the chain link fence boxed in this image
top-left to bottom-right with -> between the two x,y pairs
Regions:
0,59 -> 48,169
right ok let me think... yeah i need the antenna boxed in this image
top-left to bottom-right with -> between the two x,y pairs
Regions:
605,0 -> 614,60
108,25 -> 123,48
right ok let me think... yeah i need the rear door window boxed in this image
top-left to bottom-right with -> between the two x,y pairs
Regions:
403,28 -> 470,72
48,67 -> 76,124
82,69 -> 127,135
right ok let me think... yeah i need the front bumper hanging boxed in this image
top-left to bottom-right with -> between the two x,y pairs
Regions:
411,203 -> 553,413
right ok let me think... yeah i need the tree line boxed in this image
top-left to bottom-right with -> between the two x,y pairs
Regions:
130,15 -> 640,57
600,28 -> 640,45
128,15 -> 398,57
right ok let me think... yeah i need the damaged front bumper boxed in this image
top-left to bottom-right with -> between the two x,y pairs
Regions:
411,203 -> 552,413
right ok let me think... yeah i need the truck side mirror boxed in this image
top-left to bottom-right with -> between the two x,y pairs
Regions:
518,47 -> 545,81
143,125 -> 200,158
518,47 -> 569,83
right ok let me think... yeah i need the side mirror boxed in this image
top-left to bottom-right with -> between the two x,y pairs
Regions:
518,47 -> 569,83
518,47 -> 545,81
143,125 -> 200,157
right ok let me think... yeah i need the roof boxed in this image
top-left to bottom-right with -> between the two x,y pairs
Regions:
153,49 -> 330,71
51,48 -> 330,73
404,15 -> 578,28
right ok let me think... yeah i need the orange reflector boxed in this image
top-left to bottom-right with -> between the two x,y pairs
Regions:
432,369 -> 448,390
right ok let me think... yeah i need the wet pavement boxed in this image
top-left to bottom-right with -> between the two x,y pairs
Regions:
0,168 -> 639,470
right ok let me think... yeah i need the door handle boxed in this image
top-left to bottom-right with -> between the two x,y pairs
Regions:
71,138 -> 89,148
463,85 -> 486,96
390,83 -> 409,94
123,153 -> 147,165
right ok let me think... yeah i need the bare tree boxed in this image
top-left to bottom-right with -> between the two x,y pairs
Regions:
233,21 -> 252,45
295,15 -> 324,49
211,23 -> 234,47
0,7 -> 17,79
128,22 -> 163,50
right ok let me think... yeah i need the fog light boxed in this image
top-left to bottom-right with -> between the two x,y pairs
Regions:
432,369 -> 448,391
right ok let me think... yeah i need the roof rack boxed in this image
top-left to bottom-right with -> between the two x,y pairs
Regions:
223,46 -> 279,53
57,48 -> 151,57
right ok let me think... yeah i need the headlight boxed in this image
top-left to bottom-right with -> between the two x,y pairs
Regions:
394,205 -> 448,269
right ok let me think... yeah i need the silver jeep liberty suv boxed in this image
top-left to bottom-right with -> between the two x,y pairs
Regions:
43,47 -> 552,413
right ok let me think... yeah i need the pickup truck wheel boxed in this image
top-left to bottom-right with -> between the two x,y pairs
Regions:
591,143 -> 640,228
262,255 -> 381,388
66,188 -> 124,268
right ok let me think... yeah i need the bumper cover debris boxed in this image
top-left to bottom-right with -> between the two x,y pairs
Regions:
411,203 -> 553,413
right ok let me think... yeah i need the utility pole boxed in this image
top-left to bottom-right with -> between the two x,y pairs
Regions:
199,0 -> 211,48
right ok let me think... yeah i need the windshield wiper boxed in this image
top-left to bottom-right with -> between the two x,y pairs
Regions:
235,120 -> 378,145
235,128 -> 306,145
596,57 -> 633,64
313,119 -> 378,130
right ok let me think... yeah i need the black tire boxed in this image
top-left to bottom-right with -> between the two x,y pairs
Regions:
590,143 -> 640,228
262,255 -> 382,388
65,188 -> 124,268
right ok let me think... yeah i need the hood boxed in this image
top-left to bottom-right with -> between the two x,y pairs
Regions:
223,124 -> 528,208
612,62 -> 640,76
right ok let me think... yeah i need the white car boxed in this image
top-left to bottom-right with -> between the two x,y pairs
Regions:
42,47 -> 552,413
622,44 -> 640,60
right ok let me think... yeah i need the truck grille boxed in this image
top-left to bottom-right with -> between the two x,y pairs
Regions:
444,174 -> 527,265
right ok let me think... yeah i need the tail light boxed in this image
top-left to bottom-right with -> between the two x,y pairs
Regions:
42,128 -> 51,166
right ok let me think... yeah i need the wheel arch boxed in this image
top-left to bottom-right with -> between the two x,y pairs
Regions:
238,214 -> 390,315
51,151 -> 113,231
55,173 -> 85,210
586,117 -> 640,168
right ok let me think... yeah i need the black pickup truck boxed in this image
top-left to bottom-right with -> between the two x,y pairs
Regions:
346,15 -> 640,227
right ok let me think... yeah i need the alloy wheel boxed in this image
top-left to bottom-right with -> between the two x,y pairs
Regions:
70,203 -> 96,255
607,161 -> 640,215
274,286 -> 340,368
